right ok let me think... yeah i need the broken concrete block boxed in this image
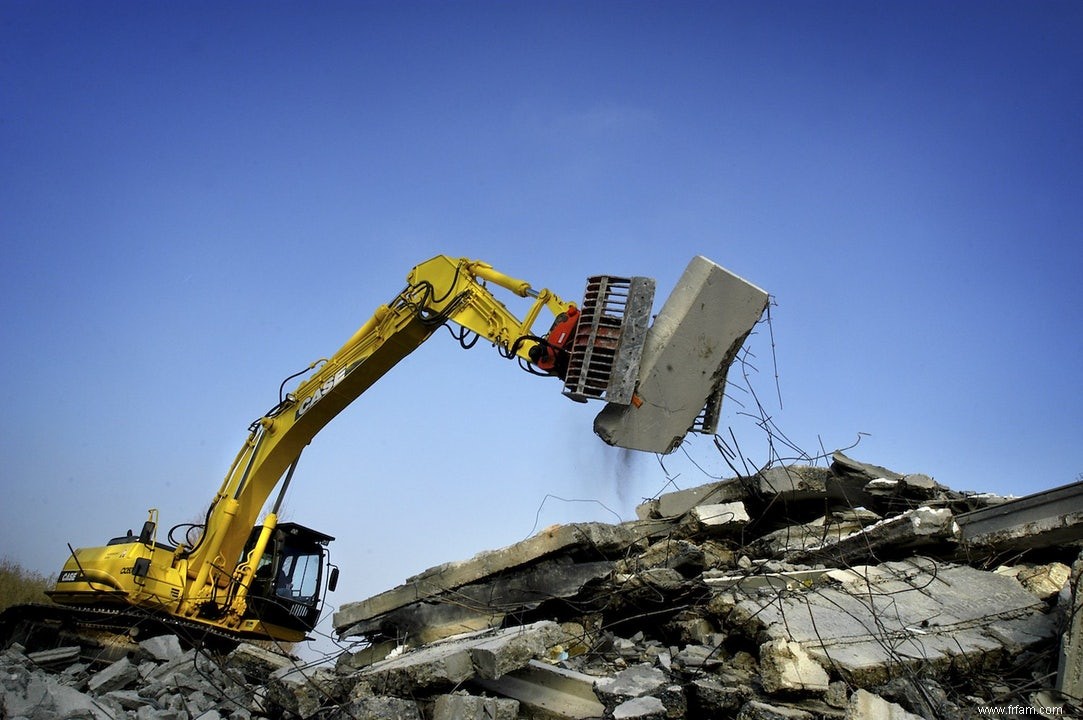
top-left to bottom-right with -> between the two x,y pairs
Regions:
736,699 -> 816,719
26,645 -> 81,667
335,522 -> 642,636
612,695 -> 667,719
138,634 -> 184,663
758,639 -> 830,694
474,659 -> 607,719
846,689 -> 924,719
432,691 -> 518,720
226,642 -> 293,682
753,465 -> 834,502
831,451 -> 903,484
750,509 -> 881,557
957,479 -> 1083,553
104,688 -> 153,711
720,560 -> 1057,687
689,676 -> 747,715
636,477 -> 749,520
468,620 -> 564,680
786,506 -> 957,566
339,694 -> 422,719
674,643 -> 724,670
362,636 -> 477,694
348,558 -> 613,645
996,562 -> 1072,599
1057,552 -> 1083,702
594,256 -> 769,454
702,568 -> 826,592
1,672 -> 112,720
362,621 -> 560,694
267,665 -> 349,718
617,538 -> 704,575
594,663 -> 668,706
87,655 -> 138,694
689,501 -> 750,532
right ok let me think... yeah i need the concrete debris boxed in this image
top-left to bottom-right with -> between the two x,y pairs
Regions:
1057,551 -> 1083,703
956,479 -> 1083,552
4,454 -> 1082,719
474,659 -> 607,718
333,521 -> 645,640
846,689 -> 924,720
593,256 -> 770,454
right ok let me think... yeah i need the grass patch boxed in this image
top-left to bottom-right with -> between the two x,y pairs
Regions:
0,557 -> 54,613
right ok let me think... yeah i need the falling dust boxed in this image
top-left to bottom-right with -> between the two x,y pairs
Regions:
582,443 -> 645,518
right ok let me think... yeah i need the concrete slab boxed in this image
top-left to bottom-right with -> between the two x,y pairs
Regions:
594,256 -> 768,454
750,509 -> 881,558
344,559 -> 613,645
87,655 -> 137,694
846,689 -> 924,720
474,659 -> 607,719
335,522 -> 642,636
361,621 -> 561,694
690,501 -> 750,531
957,479 -> 1083,553
1057,552 -> 1083,702
786,506 -> 957,566
758,639 -> 830,694
719,560 -> 1058,687
433,692 -> 519,720
635,477 -> 748,520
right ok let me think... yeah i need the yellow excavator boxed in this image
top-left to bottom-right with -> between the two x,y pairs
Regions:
0,254 -> 767,658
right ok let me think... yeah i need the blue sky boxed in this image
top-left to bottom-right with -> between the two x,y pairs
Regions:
2,1 -> 1080,657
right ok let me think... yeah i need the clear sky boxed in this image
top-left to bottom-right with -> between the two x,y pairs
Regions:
2,1 -> 1080,659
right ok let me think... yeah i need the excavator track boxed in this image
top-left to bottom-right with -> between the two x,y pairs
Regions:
0,603 -> 240,666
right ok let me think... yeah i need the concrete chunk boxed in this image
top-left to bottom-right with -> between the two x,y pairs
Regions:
433,692 -> 519,720
335,522 -> 641,635
690,500 -> 749,530
474,659 -> 607,719
226,642 -> 293,682
347,558 -> 613,645
26,645 -> 81,667
758,639 -> 830,694
138,634 -> 184,663
594,256 -> 769,454
722,560 -> 1056,686
635,477 -> 749,520
786,506 -> 957,565
594,663 -> 668,706
846,689 -> 924,720
88,655 -> 138,694
957,479 -> 1083,553
1057,552 -> 1083,701
469,621 -> 564,680
613,695 -> 667,719
362,621 -> 560,693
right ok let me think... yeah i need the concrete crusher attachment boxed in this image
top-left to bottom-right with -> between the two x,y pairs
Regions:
562,275 -> 656,405
581,256 -> 769,455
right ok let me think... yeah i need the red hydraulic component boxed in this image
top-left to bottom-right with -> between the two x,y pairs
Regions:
529,305 -> 581,376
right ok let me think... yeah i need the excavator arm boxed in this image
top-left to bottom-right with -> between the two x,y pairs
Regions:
175,256 -> 580,628
13,253 -> 768,651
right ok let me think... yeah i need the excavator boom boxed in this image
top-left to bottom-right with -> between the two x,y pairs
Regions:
3,254 -> 767,656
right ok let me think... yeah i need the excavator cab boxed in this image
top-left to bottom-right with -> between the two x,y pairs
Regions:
245,523 -> 337,636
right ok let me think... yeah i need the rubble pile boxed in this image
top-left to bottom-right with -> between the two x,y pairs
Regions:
5,452 -> 1083,719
